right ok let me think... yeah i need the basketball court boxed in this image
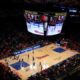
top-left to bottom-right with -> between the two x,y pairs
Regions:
0,43 -> 79,80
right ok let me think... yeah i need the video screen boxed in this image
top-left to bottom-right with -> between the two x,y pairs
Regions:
24,10 -> 66,36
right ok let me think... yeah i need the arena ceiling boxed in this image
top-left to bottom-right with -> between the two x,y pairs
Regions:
24,0 -> 80,6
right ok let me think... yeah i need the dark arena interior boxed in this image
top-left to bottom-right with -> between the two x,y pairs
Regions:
1,0 -> 80,80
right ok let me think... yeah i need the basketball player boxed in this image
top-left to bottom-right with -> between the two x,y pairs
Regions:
21,58 -> 23,62
16,54 -> 19,60
28,54 -> 29,60
33,61 -> 35,66
32,48 -> 34,54
39,62 -> 42,71
32,56 -> 35,61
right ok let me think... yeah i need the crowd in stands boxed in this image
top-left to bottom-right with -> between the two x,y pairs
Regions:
0,30 -> 51,80
28,54 -> 80,80
0,62 -> 21,80
56,37 -> 80,52
1,29 -> 80,80
0,30 -> 45,59
0,28 -> 80,60
67,38 -> 80,52
0,31 -> 28,59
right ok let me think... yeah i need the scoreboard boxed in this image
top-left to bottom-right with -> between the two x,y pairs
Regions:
24,10 -> 66,36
